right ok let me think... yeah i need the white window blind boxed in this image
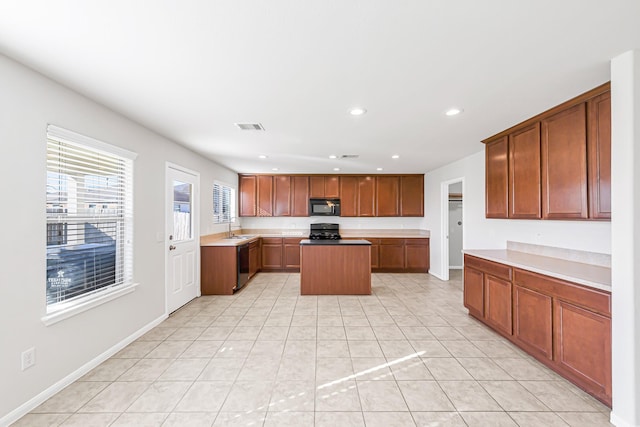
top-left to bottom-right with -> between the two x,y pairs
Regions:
46,125 -> 135,310
213,182 -> 235,223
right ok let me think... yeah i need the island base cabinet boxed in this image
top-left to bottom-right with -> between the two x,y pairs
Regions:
513,285 -> 553,360
554,300 -> 612,403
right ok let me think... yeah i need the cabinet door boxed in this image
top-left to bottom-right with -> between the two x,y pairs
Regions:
201,246 -> 237,295
273,175 -> 291,216
257,175 -> 273,217
249,242 -> 259,278
485,137 -> 509,218
554,300 -> 611,401
309,176 -> 325,197
587,92 -> 611,220
542,103 -> 588,219
291,176 -> 310,217
513,285 -> 553,360
370,240 -> 379,269
405,239 -> 429,272
261,238 -> 283,270
509,124 -> 541,218
378,239 -> 405,269
400,175 -> 424,217
485,275 -> 513,336
339,176 -> 358,217
239,175 -> 257,217
283,238 -> 303,270
325,176 -> 340,198
358,176 -> 376,217
463,267 -> 484,318
376,176 -> 400,217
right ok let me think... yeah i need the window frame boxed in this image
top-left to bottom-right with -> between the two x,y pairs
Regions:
213,181 -> 236,224
42,125 -> 138,326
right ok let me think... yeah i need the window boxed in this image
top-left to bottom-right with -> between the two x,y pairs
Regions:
213,182 -> 236,223
46,125 -> 135,312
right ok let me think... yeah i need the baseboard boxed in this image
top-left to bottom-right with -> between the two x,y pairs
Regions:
429,271 -> 446,280
610,412 -> 639,427
0,313 -> 168,427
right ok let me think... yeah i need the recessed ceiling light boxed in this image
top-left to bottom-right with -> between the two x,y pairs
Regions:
392,155 -> 400,159
272,168 -> 279,171
377,167 -> 383,171
349,108 -> 367,116
258,155 -> 267,159
445,108 -> 463,116
333,168 -> 340,171
329,155 -> 337,159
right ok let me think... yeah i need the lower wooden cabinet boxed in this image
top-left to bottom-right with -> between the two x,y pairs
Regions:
249,239 -> 260,278
405,239 -> 430,272
201,246 -> 237,295
378,239 -> 405,269
283,238 -> 303,270
463,254 -> 612,406
261,237 -> 283,271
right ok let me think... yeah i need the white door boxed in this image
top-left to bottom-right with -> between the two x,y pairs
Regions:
166,164 -> 199,313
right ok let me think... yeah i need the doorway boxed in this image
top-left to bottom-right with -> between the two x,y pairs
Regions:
440,178 -> 464,281
166,163 -> 200,314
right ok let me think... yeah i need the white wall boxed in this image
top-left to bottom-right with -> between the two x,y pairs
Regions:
423,144 -> 612,279
0,54 -> 237,423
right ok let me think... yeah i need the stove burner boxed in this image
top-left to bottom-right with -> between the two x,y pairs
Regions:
309,223 -> 341,240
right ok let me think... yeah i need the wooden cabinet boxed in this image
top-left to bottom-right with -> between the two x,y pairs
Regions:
513,285 -> 553,360
405,238 -> 430,272
239,175 -> 257,217
484,83 -> 610,221
541,103 -> 588,219
464,256 -> 612,406
587,92 -> 611,220
291,176 -> 309,217
249,239 -> 260,278
369,238 -> 380,269
283,238 -> 303,270
358,176 -> 376,217
340,176 -> 376,217
378,238 -> 405,269
509,123 -> 541,218
485,136 -> 509,218
261,237 -> 283,270
339,176 -> 358,217
257,175 -> 273,217
201,246 -> 237,295
400,175 -> 424,216
310,176 -> 339,198
273,175 -> 291,217
376,176 -> 400,216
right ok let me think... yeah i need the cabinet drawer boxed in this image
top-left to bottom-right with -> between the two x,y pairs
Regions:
514,269 -> 611,316
380,238 -> 404,245
261,237 -> 283,245
464,255 -> 512,281
283,237 -> 303,244
405,238 -> 429,246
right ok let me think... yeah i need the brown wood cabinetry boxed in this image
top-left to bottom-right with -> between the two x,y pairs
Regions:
400,175 -> 424,216
369,238 -> 380,269
405,238 -> 430,272
291,176 -> 310,217
378,238 -> 405,269
339,176 -> 358,217
273,175 -> 291,217
483,83 -> 610,221
509,123 -> 541,219
257,175 -> 273,217
541,103 -> 588,219
464,255 -> 611,406
261,237 -> 283,270
239,175 -> 257,217
587,92 -> 611,219
249,239 -> 260,278
201,246 -> 237,295
358,176 -> 376,217
340,176 -> 376,217
310,176 -> 339,198
376,176 -> 400,216
485,136 -> 509,218
283,238 -> 303,270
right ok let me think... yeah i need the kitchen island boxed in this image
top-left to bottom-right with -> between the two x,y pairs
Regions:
299,239 -> 371,295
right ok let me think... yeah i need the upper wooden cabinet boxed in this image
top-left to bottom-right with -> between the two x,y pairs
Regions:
400,175 -> 424,216
340,176 -> 376,217
587,92 -> 611,220
239,175 -> 257,217
484,83 -> 610,221
273,175 -> 291,217
257,175 -> 273,217
542,103 -> 588,219
339,176 -> 358,217
376,176 -> 400,216
509,123 -> 542,219
310,176 -> 339,198
291,176 -> 309,217
485,136 -> 509,218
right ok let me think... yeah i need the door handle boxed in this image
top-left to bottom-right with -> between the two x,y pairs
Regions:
169,245 -> 177,251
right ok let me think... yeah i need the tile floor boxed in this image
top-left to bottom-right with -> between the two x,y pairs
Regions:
13,271 -> 613,426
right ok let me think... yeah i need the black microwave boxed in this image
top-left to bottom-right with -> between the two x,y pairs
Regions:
309,198 -> 341,216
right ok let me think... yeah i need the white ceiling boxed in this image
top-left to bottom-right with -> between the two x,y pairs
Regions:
1,1 -> 639,174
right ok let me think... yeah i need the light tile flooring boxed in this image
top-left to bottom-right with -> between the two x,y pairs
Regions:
14,272 -> 613,427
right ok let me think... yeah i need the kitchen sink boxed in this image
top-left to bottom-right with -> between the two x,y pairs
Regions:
224,235 -> 256,240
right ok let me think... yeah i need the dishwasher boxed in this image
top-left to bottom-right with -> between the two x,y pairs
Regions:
236,243 -> 250,291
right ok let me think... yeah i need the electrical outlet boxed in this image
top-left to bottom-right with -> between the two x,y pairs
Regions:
21,347 -> 35,371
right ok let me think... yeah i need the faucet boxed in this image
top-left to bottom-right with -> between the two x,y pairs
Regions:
228,217 -> 237,237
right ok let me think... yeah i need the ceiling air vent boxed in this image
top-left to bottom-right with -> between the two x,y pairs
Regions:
340,154 -> 359,159
235,123 -> 265,131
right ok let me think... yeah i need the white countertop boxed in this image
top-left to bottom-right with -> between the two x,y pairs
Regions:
463,249 -> 611,292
